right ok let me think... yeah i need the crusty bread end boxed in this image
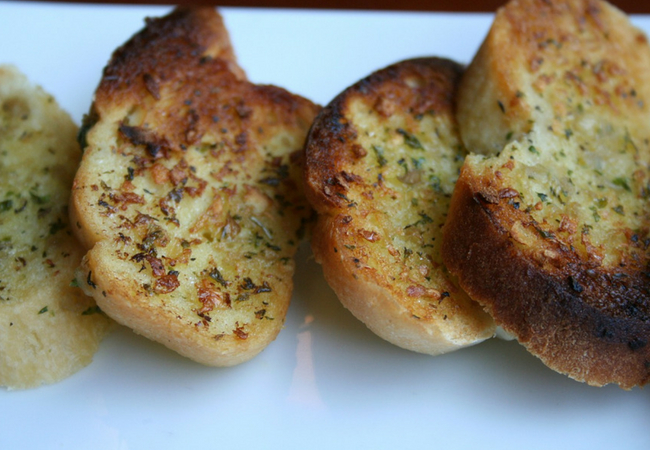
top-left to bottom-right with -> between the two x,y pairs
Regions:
444,0 -> 650,388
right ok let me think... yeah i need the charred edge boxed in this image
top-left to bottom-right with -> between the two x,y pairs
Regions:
87,271 -> 97,289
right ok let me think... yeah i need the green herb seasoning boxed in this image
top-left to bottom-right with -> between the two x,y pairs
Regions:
29,191 -> 50,205
0,199 -> 13,213
612,177 -> 631,192
372,145 -> 388,167
397,128 -> 424,150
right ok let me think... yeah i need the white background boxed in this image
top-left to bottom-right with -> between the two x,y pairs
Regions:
1,2 -> 649,449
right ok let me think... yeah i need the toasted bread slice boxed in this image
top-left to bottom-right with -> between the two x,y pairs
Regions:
71,8 -> 319,366
304,58 -> 495,355
0,65 -> 113,389
443,0 -> 650,388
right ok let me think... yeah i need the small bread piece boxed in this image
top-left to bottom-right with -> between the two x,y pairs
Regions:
443,0 -> 650,388
71,8 -> 319,366
0,65 -> 113,390
304,58 -> 495,355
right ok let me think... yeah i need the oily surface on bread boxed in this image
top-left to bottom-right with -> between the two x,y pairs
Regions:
305,58 -> 495,355
0,65 -> 113,389
71,8 -> 319,366
444,0 -> 650,388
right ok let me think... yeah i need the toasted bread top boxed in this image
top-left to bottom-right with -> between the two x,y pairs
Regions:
444,0 -> 650,388
305,58 -> 495,355
457,0 -> 650,155
71,8 -> 319,366
0,65 -> 113,389
91,7 -> 245,117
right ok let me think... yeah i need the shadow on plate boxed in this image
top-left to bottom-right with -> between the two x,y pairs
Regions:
289,242 -> 650,412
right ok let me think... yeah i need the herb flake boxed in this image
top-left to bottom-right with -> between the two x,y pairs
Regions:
0,200 -> 13,213
397,129 -> 424,150
372,145 -> 388,167
612,177 -> 631,192
29,191 -> 50,205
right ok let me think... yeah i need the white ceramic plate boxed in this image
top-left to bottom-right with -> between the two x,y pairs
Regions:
1,2 -> 649,449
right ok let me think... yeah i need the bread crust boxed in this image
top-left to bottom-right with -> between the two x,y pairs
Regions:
305,58 -> 495,355
71,8 -> 319,366
443,167 -> 650,388
445,0 -> 650,388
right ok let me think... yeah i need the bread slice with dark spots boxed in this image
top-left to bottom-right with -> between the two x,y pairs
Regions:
71,8 -> 320,366
304,58 -> 495,355
443,0 -> 650,388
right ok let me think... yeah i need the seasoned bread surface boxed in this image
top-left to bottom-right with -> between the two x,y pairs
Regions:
457,0 -> 650,156
443,0 -> 650,388
0,65 -> 113,389
71,8 -> 320,366
305,58 -> 495,355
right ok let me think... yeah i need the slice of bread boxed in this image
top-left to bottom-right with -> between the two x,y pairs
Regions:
71,8 -> 319,366
443,0 -> 650,388
304,58 -> 495,355
0,65 -> 113,390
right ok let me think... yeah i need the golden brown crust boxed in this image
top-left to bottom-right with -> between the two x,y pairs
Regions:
306,58 -> 465,211
445,0 -> 650,388
305,58 -> 495,355
71,7 -> 319,366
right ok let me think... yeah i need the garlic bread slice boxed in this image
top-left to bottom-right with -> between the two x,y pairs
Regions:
0,65 -> 113,389
71,8 -> 319,366
443,0 -> 650,388
305,58 -> 495,355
